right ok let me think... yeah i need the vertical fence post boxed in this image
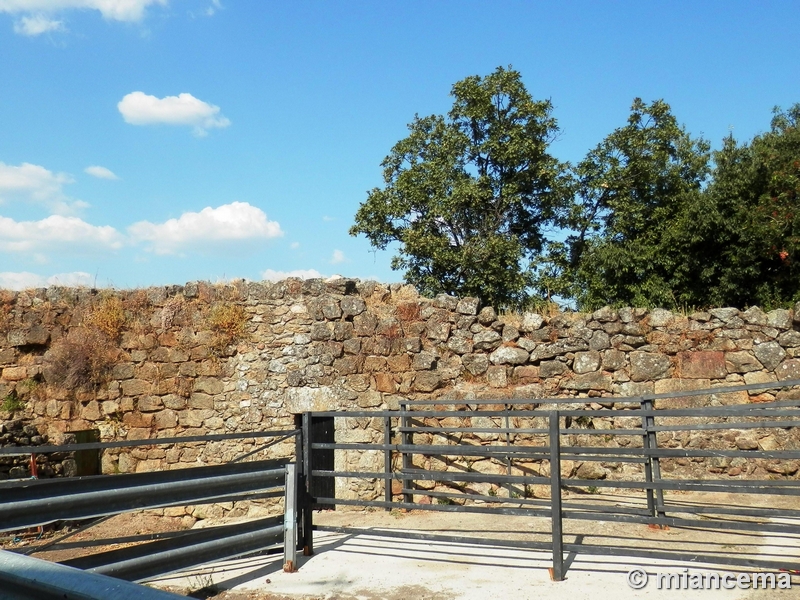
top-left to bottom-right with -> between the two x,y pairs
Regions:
400,401 -> 413,505
301,412 -> 314,555
384,415 -> 393,509
640,397 -> 656,517
549,410 -> 564,582
283,462 -> 298,572
504,403 -> 513,497
643,397 -> 665,518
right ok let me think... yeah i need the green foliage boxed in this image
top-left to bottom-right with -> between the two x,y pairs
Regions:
350,66 -> 569,309
356,67 -> 800,310
547,100 -> 800,310
550,98 -> 711,309
690,105 -> 800,308
2,390 -> 25,413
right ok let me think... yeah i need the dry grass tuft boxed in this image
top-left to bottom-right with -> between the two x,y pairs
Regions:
84,295 -> 126,340
44,328 -> 120,392
205,302 -> 249,352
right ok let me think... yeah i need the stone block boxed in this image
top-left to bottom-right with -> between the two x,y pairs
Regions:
412,351 -> 436,370
414,371 -> 441,392
154,410 -> 178,429
648,308 -> 673,327
540,360 -> 567,378
194,377 -> 224,395
387,354 -> 411,372
676,351 -> 726,379
473,329 -> 502,351
629,351 -> 671,381
455,297 -> 479,315
478,307 -> 497,325
486,366 -> 507,388
767,309 -> 793,330
742,306 -> 767,326
333,321 -> 354,341
1,366 -> 27,381
121,379 -> 152,396
334,356 -> 360,375
725,351 -> 763,373
374,373 -> 397,393
462,354 -> 489,376
341,297 -> 366,318
561,372 -> 612,392
602,349 -> 626,371
573,350 -> 601,374
188,393 -> 214,409
489,346 -> 529,365
513,365 -> 539,382
653,378 -> 711,408
777,359 -> 800,381
26,325 -> 50,346
81,401 -> 101,421
138,395 -> 164,412
447,335 -> 473,355
753,341 -> 786,371
743,371 -> 777,386
520,312 -> 545,332
353,312 -> 377,336
426,319 -> 451,342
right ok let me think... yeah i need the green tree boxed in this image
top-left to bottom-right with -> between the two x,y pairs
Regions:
696,105 -> 800,307
349,66 -> 568,308
552,98 -> 711,309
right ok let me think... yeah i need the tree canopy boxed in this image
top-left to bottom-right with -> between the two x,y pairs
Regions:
352,66 -> 800,310
349,66 -> 568,308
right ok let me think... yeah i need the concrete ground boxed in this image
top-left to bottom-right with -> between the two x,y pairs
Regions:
151,498 -> 800,600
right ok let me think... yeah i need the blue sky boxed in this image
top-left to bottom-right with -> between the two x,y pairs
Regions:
1,1 -> 798,290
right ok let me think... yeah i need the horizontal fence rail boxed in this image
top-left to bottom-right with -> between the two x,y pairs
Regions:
0,428 -> 307,596
0,550 -> 186,600
0,459 -> 289,530
302,379 -> 800,580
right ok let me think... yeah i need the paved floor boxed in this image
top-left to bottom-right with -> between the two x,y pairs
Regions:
152,508 -> 800,600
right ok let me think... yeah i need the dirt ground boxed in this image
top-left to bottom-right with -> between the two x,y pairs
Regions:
4,491 -> 800,599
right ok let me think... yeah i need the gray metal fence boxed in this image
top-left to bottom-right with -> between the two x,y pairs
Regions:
303,378 -> 800,580
0,428 -> 305,598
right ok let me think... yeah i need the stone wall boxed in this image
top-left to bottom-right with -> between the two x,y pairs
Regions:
0,420 -> 77,480
1,280 -> 799,505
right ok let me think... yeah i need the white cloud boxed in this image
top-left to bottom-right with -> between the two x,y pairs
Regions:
0,0 -> 166,22
261,269 -> 322,282
129,201 -> 283,254
322,215 -> 335,222
84,165 -> 119,180
118,91 -> 230,136
330,249 -> 346,264
0,271 -> 95,290
13,13 -> 64,35
290,241 -> 300,249
0,161 -> 87,214
0,214 -> 123,254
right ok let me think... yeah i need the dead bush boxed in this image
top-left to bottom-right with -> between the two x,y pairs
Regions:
84,295 -> 126,340
44,328 -> 120,392
205,302 -> 249,352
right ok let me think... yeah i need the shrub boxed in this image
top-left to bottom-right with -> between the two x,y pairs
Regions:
1,391 -> 25,413
84,295 -> 126,340
205,302 -> 249,352
44,328 -> 120,392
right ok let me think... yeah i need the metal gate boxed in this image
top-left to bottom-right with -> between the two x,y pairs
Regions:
302,378 -> 800,580
0,428 -> 306,598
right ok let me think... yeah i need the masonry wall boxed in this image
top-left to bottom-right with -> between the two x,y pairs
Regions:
1,279 -> 799,508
